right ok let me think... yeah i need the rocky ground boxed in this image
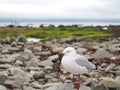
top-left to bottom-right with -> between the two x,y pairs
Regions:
0,35 -> 120,90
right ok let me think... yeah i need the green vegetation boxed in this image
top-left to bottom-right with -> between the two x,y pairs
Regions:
0,26 -> 112,41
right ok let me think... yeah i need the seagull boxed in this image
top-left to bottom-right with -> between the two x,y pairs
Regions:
61,47 -> 95,90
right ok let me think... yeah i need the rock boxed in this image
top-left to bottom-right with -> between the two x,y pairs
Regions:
15,60 -> 23,66
16,50 -> 34,65
0,85 -> 7,90
44,83 -> 91,90
44,66 -> 53,70
26,67 -> 42,71
84,55 -> 94,60
0,58 -> 12,64
0,64 -> 12,69
92,48 -> 112,59
60,38 -> 74,43
39,51 -> 51,56
101,77 -> 120,88
26,59 -> 39,68
45,73 -> 58,82
110,71 -> 120,76
50,46 -> 64,54
90,81 -> 108,90
0,71 -> 9,76
11,41 -> 17,47
76,47 -> 87,55
33,71 -> 45,80
34,46 -> 42,52
17,34 -> 27,43
1,48 -> 9,54
0,54 -> 19,64
108,44 -> 120,53
9,47 -> 20,53
105,63 -> 116,72
22,86 -> 37,90
38,58 -> 53,67
0,73 -> 8,84
48,55 -> 59,62
114,65 -> 120,70
9,37 -> 16,44
31,81 -> 43,89
4,75 -> 25,88
8,67 -> 26,76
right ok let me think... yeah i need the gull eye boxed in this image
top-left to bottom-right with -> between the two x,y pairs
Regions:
67,51 -> 70,53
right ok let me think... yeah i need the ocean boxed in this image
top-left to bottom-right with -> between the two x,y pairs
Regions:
0,21 -> 120,27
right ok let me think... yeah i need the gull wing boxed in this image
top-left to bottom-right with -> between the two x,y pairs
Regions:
75,54 -> 95,70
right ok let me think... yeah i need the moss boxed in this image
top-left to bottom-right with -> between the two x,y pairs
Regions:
0,27 -> 112,41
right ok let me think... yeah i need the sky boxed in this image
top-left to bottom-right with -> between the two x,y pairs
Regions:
0,0 -> 120,19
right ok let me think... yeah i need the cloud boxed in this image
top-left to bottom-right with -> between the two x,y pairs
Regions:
0,0 -> 120,19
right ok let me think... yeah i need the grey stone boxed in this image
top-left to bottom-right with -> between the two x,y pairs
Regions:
92,48 -> 112,59
50,46 -> 64,54
16,51 -> 34,65
11,41 -> 17,47
44,66 -> 53,70
33,71 -> 45,80
26,67 -> 42,71
76,48 -> 87,55
105,63 -> 116,72
9,47 -> 19,52
0,54 -> 19,63
1,48 -> 9,54
4,75 -> 25,88
0,64 -> 12,69
0,85 -> 7,90
31,81 -> 43,89
34,46 -> 42,52
48,55 -> 59,62
110,71 -> 120,76
0,73 -> 8,84
90,81 -> 108,90
22,86 -> 39,90
60,38 -> 73,43
26,59 -> 39,68
0,71 -> 9,76
101,77 -> 120,88
44,83 -> 91,90
8,67 -> 26,76
17,34 -> 27,43
16,53 -> 31,62
15,60 -> 23,66
39,51 -> 51,56
114,65 -> 120,70
38,58 -> 53,67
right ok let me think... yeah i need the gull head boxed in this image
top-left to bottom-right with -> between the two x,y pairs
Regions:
62,47 -> 76,55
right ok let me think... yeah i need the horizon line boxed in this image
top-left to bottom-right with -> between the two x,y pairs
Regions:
0,18 -> 120,22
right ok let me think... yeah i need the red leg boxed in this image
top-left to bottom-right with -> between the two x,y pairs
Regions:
73,74 -> 75,82
74,75 -> 80,90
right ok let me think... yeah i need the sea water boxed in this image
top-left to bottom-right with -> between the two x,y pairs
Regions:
0,21 -> 120,27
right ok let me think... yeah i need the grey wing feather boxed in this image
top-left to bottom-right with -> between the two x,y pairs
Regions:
75,55 -> 95,70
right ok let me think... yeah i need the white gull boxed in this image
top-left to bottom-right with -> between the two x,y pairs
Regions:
62,47 -> 95,75
61,47 -> 95,90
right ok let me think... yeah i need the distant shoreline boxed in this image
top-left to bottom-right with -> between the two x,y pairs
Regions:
0,21 -> 120,27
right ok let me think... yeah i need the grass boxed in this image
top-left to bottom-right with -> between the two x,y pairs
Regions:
0,27 -> 112,41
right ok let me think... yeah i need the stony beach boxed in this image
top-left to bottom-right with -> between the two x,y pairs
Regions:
0,35 -> 120,90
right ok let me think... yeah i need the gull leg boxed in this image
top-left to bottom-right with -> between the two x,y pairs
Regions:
73,74 -> 75,82
74,75 -> 80,90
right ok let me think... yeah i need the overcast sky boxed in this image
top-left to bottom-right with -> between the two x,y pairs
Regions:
0,0 -> 120,19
